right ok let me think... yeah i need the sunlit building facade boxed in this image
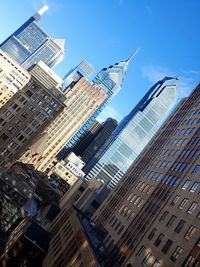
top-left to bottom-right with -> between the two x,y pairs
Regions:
85,77 -> 178,188
0,5 -> 65,70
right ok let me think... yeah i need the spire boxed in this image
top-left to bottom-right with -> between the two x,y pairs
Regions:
125,48 -> 140,64
33,5 -> 48,21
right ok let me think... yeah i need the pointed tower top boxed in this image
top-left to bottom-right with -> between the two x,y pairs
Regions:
38,5 -> 49,15
125,48 -> 140,64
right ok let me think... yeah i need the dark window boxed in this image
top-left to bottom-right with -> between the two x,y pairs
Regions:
79,186 -> 85,192
22,112 -> 29,119
159,211 -> 169,222
1,133 -> 8,140
192,165 -> 200,175
148,228 -> 157,241
167,215 -> 176,228
154,233 -> 164,247
174,219 -> 185,233
26,90 -> 33,97
162,239 -> 173,254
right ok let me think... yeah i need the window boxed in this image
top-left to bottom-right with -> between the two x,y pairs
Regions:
154,233 -> 164,247
183,255 -> 195,267
170,246 -> 183,262
187,202 -> 198,214
25,90 -> 33,97
159,211 -> 169,222
136,245 -> 145,258
185,225 -> 196,240
152,260 -> 161,267
167,215 -> 176,228
148,228 -> 157,241
170,195 -> 180,206
179,198 -> 189,209
162,239 -> 173,254
15,119 -> 22,126
174,220 -> 185,233
1,133 -> 8,141
9,142 -> 17,149
182,180 -> 191,190
44,107 -> 52,114
22,112 -> 29,119
142,252 -> 152,265
192,165 -> 200,175
8,126 -> 16,133
190,182 -> 199,192
36,98 -> 42,105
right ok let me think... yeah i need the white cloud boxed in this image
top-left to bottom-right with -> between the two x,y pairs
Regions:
142,64 -> 198,99
97,105 -> 121,123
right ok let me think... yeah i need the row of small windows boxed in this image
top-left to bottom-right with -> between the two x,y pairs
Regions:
175,127 -> 198,136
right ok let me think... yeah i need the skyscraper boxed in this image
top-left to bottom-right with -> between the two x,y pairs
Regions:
84,77 -> 178,188
34,77 -> 107,173
92,83 -> 200,267
0,5 -> 65,70
64,50 -> 139,150
0,61 -> 66,168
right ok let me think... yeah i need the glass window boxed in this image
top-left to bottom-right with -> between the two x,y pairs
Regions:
185,225 -> 196,240
170,195 -> 180,206
187,202 -> 198,214
148,228 -> 157,241
167,215 -> 176,228
192,165 -> 200,175
179,199 -> 189,209
174,220 -> 185,233
159,211 -> 169,222
183,255 -> 195,267
190,182 -> 199,192
170,246 -> 183,262
154,233 -> 164,247
182,180 -> 190,190
162,239 -> 173,254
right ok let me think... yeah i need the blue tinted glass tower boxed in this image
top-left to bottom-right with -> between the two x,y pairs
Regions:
84,77 -> 178,188
64,49 -> 140,149
0,5 -> 65,69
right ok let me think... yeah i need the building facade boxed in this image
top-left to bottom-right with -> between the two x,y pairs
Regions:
80,118 -> 118,164
84,77 -> 178,188
0,50 -> 30,108
36,77 -> 107,173
0,62 -> 66,168
0,5 -> 65,70
92,83 -> 200,267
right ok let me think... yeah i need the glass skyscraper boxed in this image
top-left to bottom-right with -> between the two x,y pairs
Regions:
0,5 -> 65,69
84,77 -> 178,188
64,49 -> 140,149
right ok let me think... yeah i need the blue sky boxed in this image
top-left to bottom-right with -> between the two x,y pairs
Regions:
0,0 -> 200,122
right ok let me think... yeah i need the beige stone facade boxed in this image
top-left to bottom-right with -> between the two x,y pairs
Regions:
36,77 -> 107,172
0,50 -> 30,108
0,63 -> 66,168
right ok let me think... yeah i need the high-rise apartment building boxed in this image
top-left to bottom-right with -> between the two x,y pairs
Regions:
0,50 -> 30,108
0,5 -> 65,69
34,77 -> 107,173
0,61 -> 66,168
84,77 -> 178,188
64,50 -> 139,150
92,84 -> 200,267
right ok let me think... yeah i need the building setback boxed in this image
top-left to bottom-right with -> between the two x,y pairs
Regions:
0,5 -> 65,70
84,77 -> 178,189
92,83 -> 200,267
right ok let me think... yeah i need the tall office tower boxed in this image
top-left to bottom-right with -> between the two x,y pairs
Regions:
80,118 -> 118,164
0,61 -> 66,168
35,77 -> 107,173
62,60 -> 94,91
84,77 -> 178,189
0,50 -> 30,108
92,84 -> 200,267
64,50 -> 139,150
0,5 -> 65,70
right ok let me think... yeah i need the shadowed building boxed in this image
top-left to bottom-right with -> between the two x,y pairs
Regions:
92,84 -> 200,267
